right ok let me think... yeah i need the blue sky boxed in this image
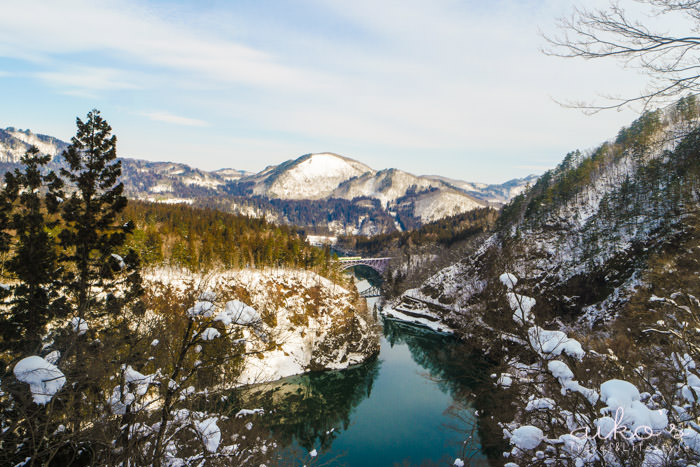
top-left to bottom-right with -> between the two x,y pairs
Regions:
0,0 -> 654,183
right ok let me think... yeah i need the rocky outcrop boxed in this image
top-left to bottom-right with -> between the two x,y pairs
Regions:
145,267 -> 380,385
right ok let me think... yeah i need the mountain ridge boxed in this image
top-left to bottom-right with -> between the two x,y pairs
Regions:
0,127 -> 535,234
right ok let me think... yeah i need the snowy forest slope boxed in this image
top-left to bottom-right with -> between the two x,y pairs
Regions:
397,97 -> 700,330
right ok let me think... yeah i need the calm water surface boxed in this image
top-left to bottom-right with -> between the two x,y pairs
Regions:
233,316 -> 495,466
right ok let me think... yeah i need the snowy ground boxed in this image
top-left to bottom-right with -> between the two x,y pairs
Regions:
381,303 -> 456,334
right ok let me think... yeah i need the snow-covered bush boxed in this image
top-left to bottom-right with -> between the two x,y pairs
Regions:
0,278 -> 276,466
495,273 -> 700,466
100,281 -> 275,466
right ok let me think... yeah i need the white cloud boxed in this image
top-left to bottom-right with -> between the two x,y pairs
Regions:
0,0 -> 672,181
0,0 -> 331,92
141,112 -> 209,128
35,67 -> 141,92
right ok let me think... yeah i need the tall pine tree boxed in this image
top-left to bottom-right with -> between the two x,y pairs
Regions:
0,146 -> 65,352
59,109 -> 142,322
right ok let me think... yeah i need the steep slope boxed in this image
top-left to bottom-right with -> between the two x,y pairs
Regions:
407,188 -> 487,224
332,168 -> 439,205
145,268 -> 379,383
119,159 -> 226,199
396,98 -> 700,330
330,167 -> 488,227
213,168 -> 251,181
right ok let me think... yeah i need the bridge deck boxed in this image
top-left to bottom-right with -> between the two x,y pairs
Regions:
337,257 -> 393,262
336,256 -> 392,274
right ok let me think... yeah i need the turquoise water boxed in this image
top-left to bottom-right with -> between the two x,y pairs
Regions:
234,318 -> 493,466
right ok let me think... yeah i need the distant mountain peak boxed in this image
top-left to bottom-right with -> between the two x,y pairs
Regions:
247,152 -> 375,200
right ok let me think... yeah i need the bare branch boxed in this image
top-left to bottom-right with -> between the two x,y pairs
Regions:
544,1 -> 700,111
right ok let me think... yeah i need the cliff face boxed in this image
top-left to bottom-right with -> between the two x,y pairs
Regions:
396,99 -> 700,330
145,268 -> 380,385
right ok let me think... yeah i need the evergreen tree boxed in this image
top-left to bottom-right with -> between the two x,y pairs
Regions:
0,146 -> 64,352
58,110 -> 142,321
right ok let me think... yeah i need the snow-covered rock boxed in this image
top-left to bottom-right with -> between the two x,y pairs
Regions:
497,373 -> 514,388
499,273 -> 518,290
508,293 -> 536,326
195,417 -> 221,453
528,327 -> 585,360
70,317 -> 88,336
525,397 -> 555,411
187,300 -> 216,318
111,253 -> 126,270
200,327 -> 221,341
215,300 -> 260,326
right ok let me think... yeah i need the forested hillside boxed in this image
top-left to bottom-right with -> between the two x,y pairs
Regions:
339,207 -> 498,256
119,200 -> 336,275
400,96 -> 700,329
200,194 -> 397,236
379,96 -> 700,467
336,207 -> 499,297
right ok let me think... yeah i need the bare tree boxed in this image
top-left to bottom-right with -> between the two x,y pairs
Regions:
545,1 -> 700,111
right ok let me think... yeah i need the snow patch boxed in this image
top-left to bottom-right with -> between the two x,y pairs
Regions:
200,327 -> 221,341
510,425 -> 544,451
69,317 -> 88,336
14,356 -> 66,405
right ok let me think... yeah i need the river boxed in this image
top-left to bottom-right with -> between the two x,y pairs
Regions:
231,299 -> 500,466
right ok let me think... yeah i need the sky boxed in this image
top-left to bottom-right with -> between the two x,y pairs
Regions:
0,0 -> 662,184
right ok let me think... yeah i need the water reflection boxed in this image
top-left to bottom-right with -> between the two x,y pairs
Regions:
384,318 -> 493,395
231,356 -> 381,451
382,318 -> 496,463
231,317 -> 498,465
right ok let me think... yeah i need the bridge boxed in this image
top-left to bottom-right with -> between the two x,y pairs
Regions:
336,256 -> 392,275
359,285 -> 382,298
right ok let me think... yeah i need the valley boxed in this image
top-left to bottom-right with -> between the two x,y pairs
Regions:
4,98 -> 700,466
8,1 -> 700,465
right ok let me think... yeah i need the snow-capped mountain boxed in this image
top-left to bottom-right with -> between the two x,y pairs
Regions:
425,174 -> 540,204
212,168 -> 251,182
119,159 -> 227,196
332,168 -> 442,205
404,187 -> 486,224
0,127 -> 532,233
246,153 -> 373,200
0,127 -> 68,162
229,153 -> 496,231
